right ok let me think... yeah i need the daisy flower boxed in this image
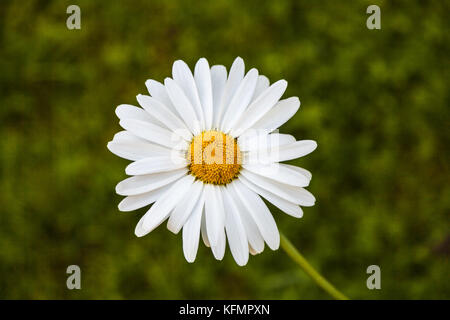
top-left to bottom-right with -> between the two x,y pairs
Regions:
107,57 -> 317,266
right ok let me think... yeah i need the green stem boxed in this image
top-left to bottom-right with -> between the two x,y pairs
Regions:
280,232 -> 349,300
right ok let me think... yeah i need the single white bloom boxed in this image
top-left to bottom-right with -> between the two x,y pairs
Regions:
108,57 -> 317,266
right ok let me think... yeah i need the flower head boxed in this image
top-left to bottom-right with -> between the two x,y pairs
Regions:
108,57 -> 317,266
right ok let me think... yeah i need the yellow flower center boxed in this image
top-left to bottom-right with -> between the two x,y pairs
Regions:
187,130 -> 242,185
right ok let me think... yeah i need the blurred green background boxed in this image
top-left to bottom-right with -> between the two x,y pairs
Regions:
0,0 -> 449,299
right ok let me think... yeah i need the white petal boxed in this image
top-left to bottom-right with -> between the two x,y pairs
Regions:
111,130 -> 181,157
222,187 -> 249,266
210,65 -> 227,129
119,118 -> 188,150
115,168 -> 187,196
194,58 -> 214,130
204,184 -> 225,246
125,156 -> 187,176
282,164 -> 312,181
221,68 -> 259,133
200,210 -> 210,247
111,130 -> 142,143
227,184 -> 265,254
164,78 -> 201,135
106,142 -> 158,162
135,175 -> 195,237
239,175 -> 303,218
172,60 -> 205,129
118,183 -> 173,212
238,133 -> 296,152
231,80 -> 287,137
229,180 -> 280,250
167,180 -> 204,234
182,192 -> 204,263
251,140 -> 317,163
249,244 -> 263,256
244,97 -> 300,134
242,163 -> 310,187
240,169 -> 315,206
107,132 -> 173,161
136,94 -> 192,141
211,228 -> 226,261
213,57 -> 244,129
111,130 -> 172,151
251,75 -> 270,102
145,79 -> 178,115
211,228 -> 227,260
115,104 -> 155,123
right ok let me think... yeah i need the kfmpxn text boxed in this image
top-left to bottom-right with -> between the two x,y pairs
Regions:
179,304 -> 270,317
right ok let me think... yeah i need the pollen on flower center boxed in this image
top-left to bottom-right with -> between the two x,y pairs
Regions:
187,130 -> 242,185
